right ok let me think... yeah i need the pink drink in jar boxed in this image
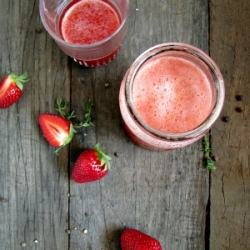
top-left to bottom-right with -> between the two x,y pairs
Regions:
119,43 -> 225,150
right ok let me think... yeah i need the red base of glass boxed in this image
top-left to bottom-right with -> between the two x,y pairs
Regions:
73,47 -> 121,67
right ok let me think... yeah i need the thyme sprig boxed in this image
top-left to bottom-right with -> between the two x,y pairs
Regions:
56,98 -> 76,120
201,134 -> 217,171
55,98 -> 94,127
75,101 -> 94,128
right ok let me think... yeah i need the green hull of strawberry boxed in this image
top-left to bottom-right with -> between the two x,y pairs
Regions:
73,47 -> 120,67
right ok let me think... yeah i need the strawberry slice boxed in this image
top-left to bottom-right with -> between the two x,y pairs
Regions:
71,143 -> 111,183
0,72 -> 28,108
121,229 -> 162,250
38,114 -> 75,148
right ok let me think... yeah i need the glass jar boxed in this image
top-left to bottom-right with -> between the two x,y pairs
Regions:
119,43 -> 225,150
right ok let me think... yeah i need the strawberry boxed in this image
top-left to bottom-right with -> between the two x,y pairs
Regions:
39,98 -> 94,153
121,229 -> 162,250
39,113 -> 75,150
71,143 -> 111,183
0,72 -> 28,108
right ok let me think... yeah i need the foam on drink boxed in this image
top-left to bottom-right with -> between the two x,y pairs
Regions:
60,0 -> 120,44
132,54 -> 214,133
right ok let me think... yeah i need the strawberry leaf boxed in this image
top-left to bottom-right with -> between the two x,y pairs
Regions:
95,143 -> 112,171
10,72 -> 28,90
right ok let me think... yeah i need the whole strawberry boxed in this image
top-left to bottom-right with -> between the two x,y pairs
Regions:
121,229 -> 162,250
71,143 -> 111,183
39,99 -> 93,153
0,72 -> 28,108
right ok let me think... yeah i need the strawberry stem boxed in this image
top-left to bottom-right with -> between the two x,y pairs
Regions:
95,143 -> 112,171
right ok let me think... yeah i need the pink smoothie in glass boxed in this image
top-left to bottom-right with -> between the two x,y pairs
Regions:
119,43 -> 224,150
59,0 -> 121,66
132,55 -> 214,133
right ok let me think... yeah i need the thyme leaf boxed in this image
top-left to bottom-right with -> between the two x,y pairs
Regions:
201,134 -> 217,171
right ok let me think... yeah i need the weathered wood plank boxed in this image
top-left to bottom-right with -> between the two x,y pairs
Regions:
0,0 -> 215,249
0,1 -> 69,249
69,0 -> 209,249
210,0 -> 250,249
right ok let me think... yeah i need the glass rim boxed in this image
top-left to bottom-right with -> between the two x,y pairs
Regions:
125,42 -> 225,140
39,0 -> 129,49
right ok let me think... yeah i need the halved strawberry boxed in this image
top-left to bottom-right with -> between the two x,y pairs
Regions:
71,143 -> 111,183
39,98 -> 94,153
38,113 -> 76,149
0,72 -> 28,108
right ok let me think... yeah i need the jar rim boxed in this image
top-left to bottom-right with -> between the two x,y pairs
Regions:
125,43 -> 225,140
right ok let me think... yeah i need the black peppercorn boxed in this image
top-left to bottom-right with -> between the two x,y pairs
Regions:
235,95 -> 243,101
235,107 -> 244,113
35,27 -> 42,33
222,116 -> 230,122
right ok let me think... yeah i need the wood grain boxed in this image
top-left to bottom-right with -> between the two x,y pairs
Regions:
210,0 -> 250,249
0,1 -> 69,249
0,0 -> 217,249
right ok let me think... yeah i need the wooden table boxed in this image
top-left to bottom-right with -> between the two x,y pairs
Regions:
0,0 -> 249,249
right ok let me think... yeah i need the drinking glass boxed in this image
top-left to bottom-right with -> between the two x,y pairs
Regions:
39,0 -> 129,67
